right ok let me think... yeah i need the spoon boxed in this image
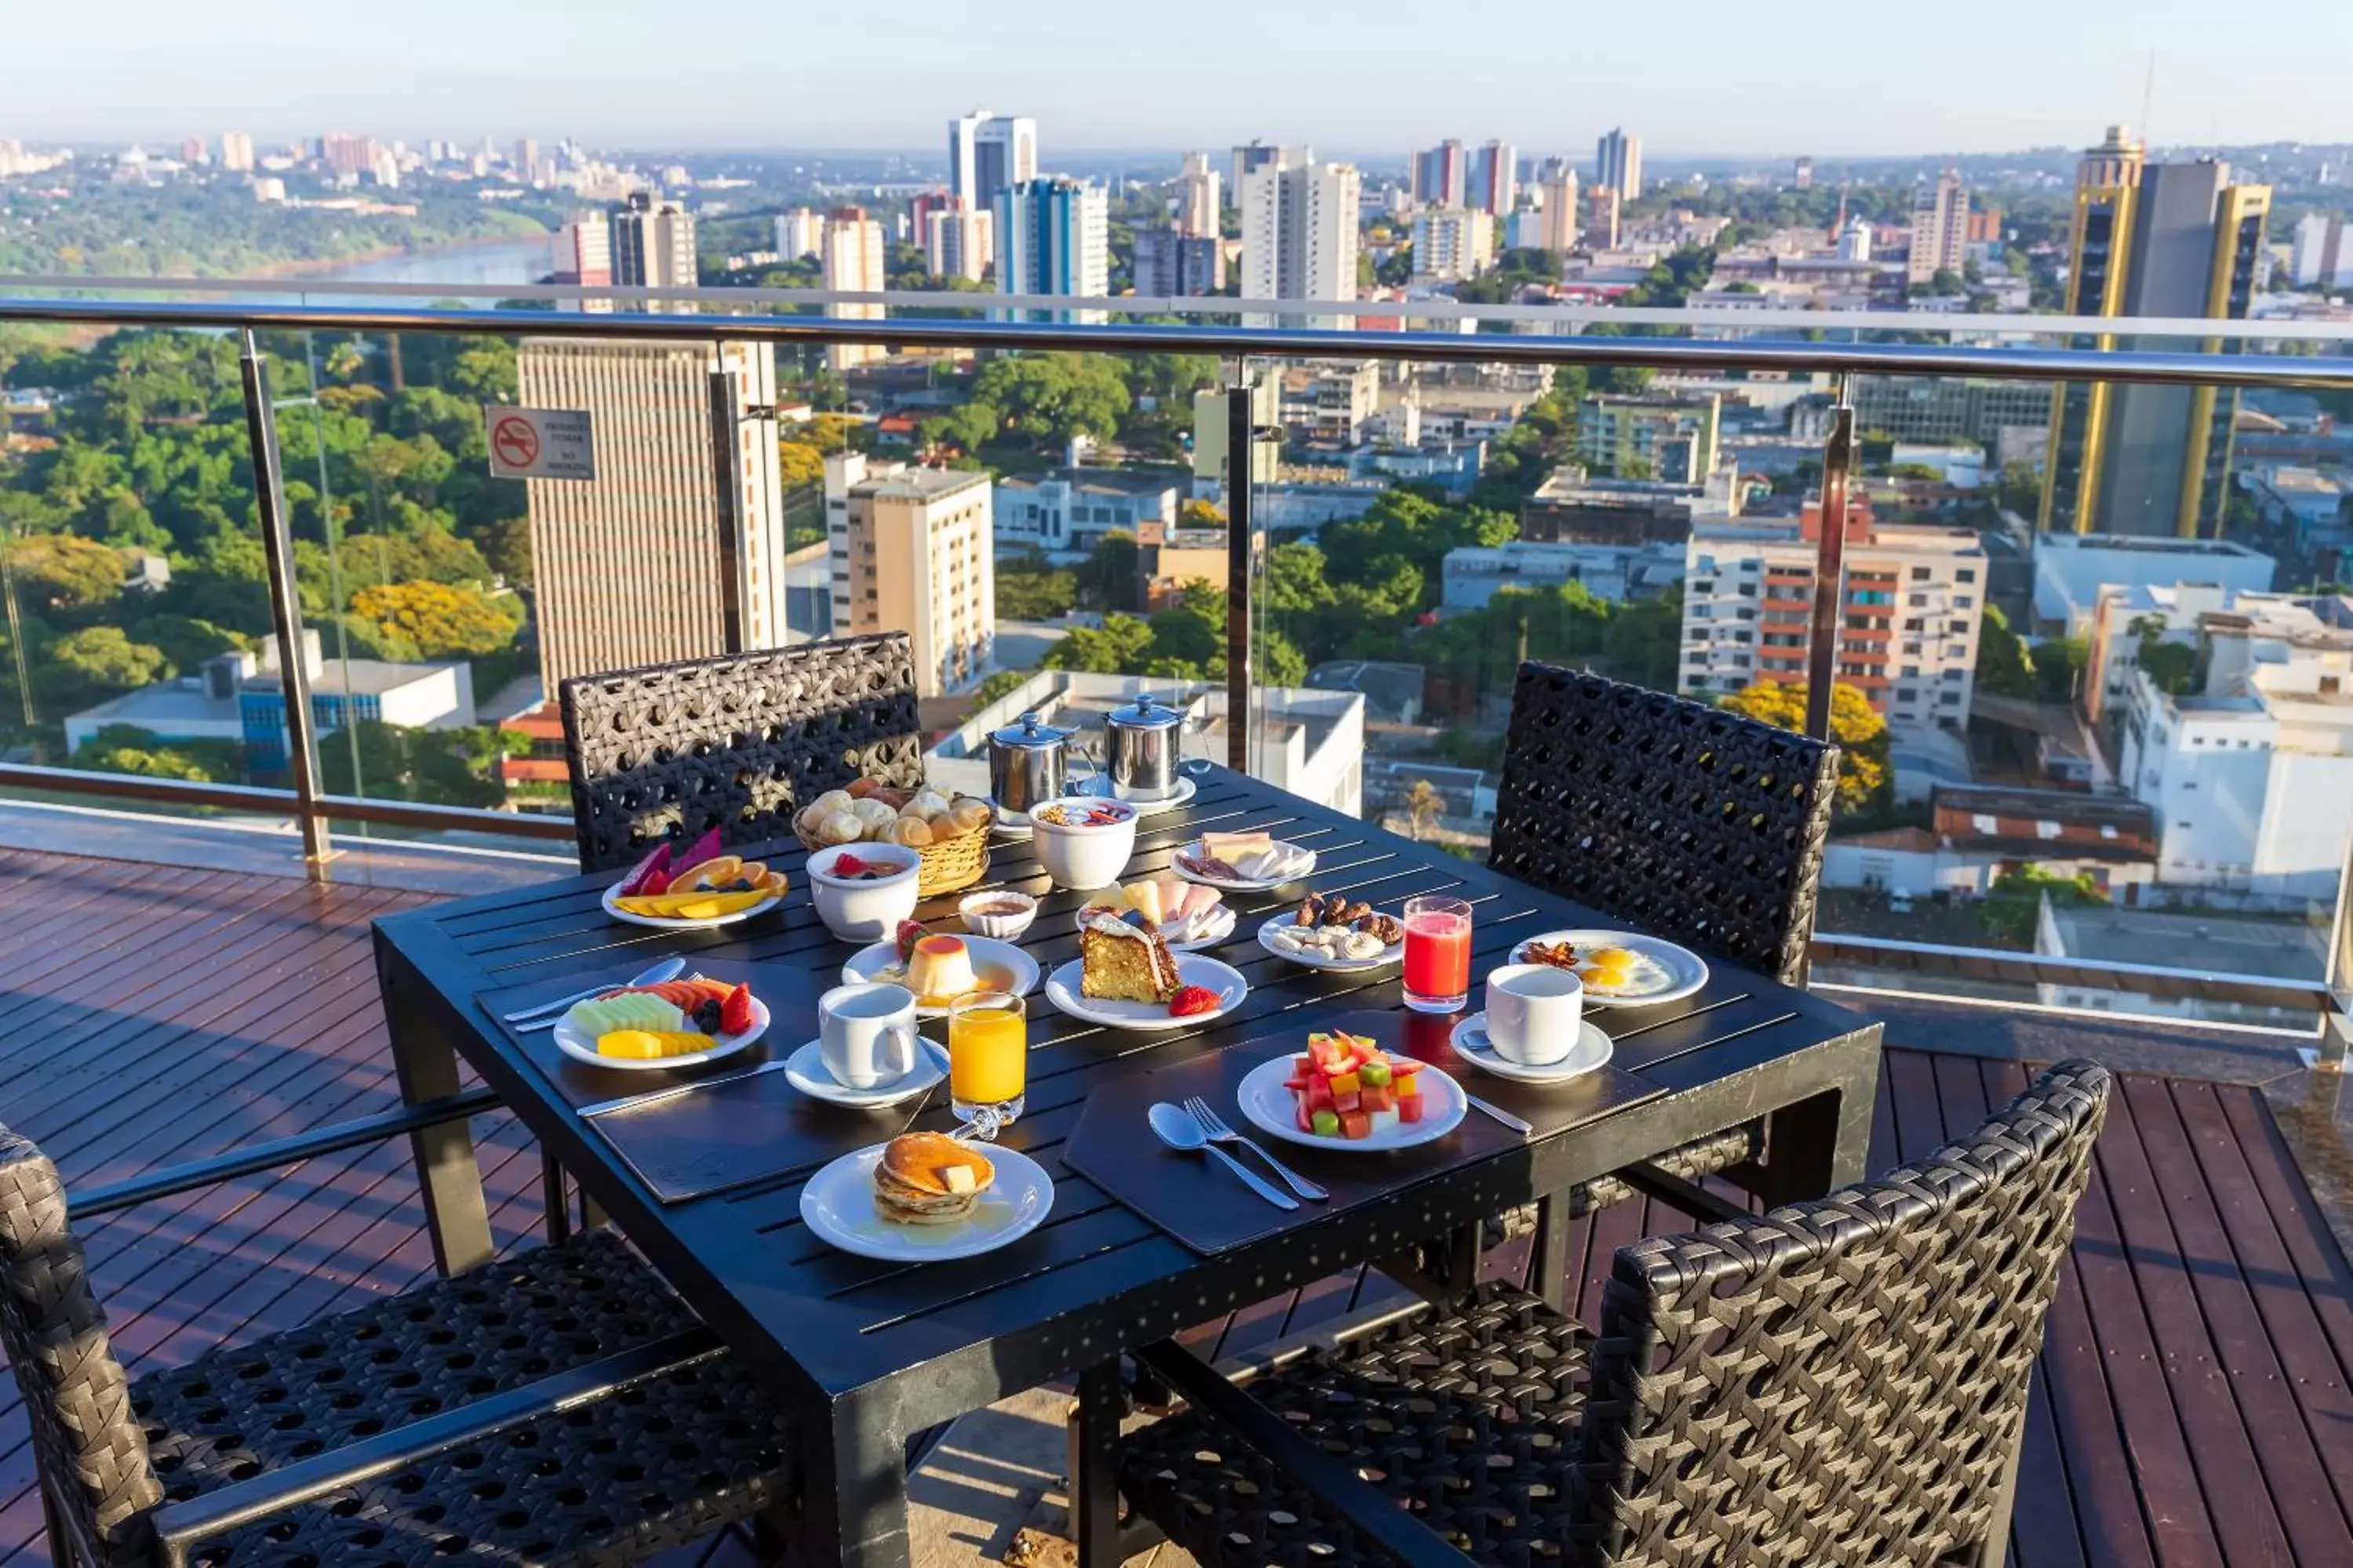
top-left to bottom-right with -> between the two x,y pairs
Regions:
503,955 -> 688,1024
1148,1102 -> 1297,1210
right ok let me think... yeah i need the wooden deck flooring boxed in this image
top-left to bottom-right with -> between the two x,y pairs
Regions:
3,847 -> 2352,1566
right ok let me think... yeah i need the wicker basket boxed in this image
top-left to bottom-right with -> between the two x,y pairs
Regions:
796,816 -> 993,898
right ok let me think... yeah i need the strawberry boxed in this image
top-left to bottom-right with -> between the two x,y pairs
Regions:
1167,984 -> 1220,1017
831,851 -> 869,877
719,983 -> 755,1037
895,919 -> 927,962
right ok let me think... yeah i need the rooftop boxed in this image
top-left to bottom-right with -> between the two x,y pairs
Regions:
2040,533 -> 2276,559
2048,903 -> 2331,983
995,466 -> 1185,497
856,467 -> 989,501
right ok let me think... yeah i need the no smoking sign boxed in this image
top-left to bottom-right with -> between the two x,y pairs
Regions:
481,405 -> 597,481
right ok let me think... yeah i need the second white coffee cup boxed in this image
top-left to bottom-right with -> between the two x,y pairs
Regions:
1484,963 -> 1585,1066
818,982 -> 919,1088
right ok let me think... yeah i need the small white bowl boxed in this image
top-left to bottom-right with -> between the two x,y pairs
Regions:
959,890 -> 1040,940
806,843 -> 921,943
1025,798 -> 1140,890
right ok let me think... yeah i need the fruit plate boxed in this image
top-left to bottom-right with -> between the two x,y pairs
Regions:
1234,1053 -> 1466,1151
800,1142 -> 1054,1262
1044,955 -> 1248,1032
840,937 -> 1041,1020
1255,912 -> 1404,972
1171,839 -> 1317,892
1505,930 -> 1709,1005
601,881 -> 786,931
551,995 -> 770,1072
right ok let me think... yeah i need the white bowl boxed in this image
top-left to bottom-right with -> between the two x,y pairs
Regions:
959,890 -> 1040,940
805,843 -> 922,943
1025,799 -> 1140,890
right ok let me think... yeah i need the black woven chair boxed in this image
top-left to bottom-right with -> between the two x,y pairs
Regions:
0,1123 -> 800,1568
558,633 -> 925,874
1118,1060 -> 2111,1568
1488,664 -> 1843,1224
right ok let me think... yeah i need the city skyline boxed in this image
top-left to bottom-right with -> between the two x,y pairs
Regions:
13,2 -> 2351,157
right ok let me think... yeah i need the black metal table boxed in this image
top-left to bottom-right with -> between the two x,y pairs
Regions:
372,767 -> 1884,1568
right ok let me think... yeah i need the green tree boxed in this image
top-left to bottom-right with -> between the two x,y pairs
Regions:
315,719 -> 515,808
70,722 -> 245,784
348,580 -> 523,659
1044,614 -> 1156,674
42,625 -> 171,709
1974,604 -> 2038,699
969,668 -> 1036,708
971,354 -> 1131,447
1074,530 -> 1142,613
996,555 -> 1078,620
6,534 -> 126,609
1716,680 -> 1890,817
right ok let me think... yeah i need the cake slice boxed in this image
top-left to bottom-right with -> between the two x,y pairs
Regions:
1079,908 -> 1182,1003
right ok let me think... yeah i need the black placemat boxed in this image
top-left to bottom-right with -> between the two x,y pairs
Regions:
1061,1009 -> 1661,1254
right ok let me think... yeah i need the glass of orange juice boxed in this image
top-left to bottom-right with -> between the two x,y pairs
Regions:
947,991 -> 1025,1137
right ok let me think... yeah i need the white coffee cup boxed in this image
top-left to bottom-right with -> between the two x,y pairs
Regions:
818,983 -> 920,1089
1484,964 -> 1585,1066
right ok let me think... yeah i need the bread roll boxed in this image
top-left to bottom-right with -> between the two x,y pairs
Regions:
945,799 -> 992,835
891,816 -> 934,847
845,777 -> 880,799
810,789 -> 855,817
850,798 -> 899,835
818,809 -> 863,846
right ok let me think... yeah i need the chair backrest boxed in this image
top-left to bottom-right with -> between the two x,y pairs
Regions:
1572,1060 -> 2111,1567
0,1126 -> 161,1567
1488,664 -> 1841,986
559,634 -> 926,872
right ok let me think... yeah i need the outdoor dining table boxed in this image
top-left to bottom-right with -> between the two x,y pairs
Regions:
371,763 -> 1885,1568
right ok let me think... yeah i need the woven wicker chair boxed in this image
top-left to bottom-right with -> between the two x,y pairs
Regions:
1120,1060 -> 2111,1568
0,1123 -> 800,1568
559,633 -> 925,874
1488,664 -> 1843,1223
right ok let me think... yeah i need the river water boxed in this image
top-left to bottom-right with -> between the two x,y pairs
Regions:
278,236 -> 555,304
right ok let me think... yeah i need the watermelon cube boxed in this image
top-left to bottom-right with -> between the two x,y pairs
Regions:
1332,1089 -> 1360,1114
1295,1098 -> 1316,1133
1294,1054 -> 1315,1076
1338,1110 -> 1371,1141
1360,1084 -> 1396,1114
1306,1077 -> 1335,1111
1398,1090 -> 1425,1124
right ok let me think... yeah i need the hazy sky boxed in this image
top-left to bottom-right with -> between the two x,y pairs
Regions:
9,1 -> 2346,159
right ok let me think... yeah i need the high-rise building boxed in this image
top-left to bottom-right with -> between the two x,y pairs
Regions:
1835,217 -> 1874,261
1132,227 -> 1226,296
319,133 -> 379,177
825,455 -> 996,698
1239,158 -> 1361,329
610,193 -> 698,314
2292,213 -> 2352,287
1965,206 -> 2005,245
514,138 -> 540,184
1595,128 -> 1642,201
1579,394 -> 1720,482
1584,186 -> 1622,249
1907,169 -> 1969,286
179,136 -> 207,166
1409,209 -> 1496,281
219,131 -> 254,172
995,178 -> 1109,321
516,338 -> 788,691
1468,140 -> 1517,216
551,213 -> 614,314
1538,168 -> 1580,253
2041,126 -> 2273,537
922,201 -> 994,284
1794,156 -> 1815,190
1413,140 -> 1466,208
949,110 -> 1036,213
1680,497 -> 1988,729
1230,140 -> 1298,201
1176,151 -> 1222,238
774,208 -> 824,260
821,206 -> 887,369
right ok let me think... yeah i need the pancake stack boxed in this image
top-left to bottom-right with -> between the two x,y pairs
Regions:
872,1131 -> 994,1225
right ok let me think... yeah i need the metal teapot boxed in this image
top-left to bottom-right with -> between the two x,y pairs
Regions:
1103,694 -> 1188,802
988,711 -> 1077,817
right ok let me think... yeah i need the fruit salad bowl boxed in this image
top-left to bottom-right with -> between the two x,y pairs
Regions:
807,844 -> 923,944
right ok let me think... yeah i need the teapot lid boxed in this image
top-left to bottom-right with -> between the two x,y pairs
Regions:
992,710 -> 1073,750
1106,693 -> 1186,732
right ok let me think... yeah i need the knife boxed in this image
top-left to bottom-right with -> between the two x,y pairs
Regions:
1466,1093 -> 1533,1137
579,1056 -> 794,1119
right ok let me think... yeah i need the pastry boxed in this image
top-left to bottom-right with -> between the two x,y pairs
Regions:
873,1131 -> 993,1225
1200,829 -> 1273,858
905,933 -> 980,1002
1079,907 -> 1182,1003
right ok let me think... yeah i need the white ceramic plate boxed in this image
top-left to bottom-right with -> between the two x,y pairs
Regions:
601,880 -> 787,931
1255,912 -> 1404,972
840,937 -> 1042,1019
1506,930 -> 1709,1005
799,1141 -> 1054,1261
781,1038 -> 945,1108
1234,1053 -> 1467,1151
552,995 -> 770,1072
1068,902 -> 1237,954
1448,1014 -> 1615,1085
1170,839 -> 1319,893
1043,955 -> 1248,1031
1066,773 -> 1200,816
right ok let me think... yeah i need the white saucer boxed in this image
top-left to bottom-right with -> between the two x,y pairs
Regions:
781,1039 -> 945,1108
1448,1014 -> 1614,1084
800,1141 -> 1054,1261
1067,773 -> 1198,814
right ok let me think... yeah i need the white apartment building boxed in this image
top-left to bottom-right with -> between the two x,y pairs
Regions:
220,131 -> 254,172
1176,152 -> 1222,238
992,467 -> 1181,552
1680,502 -> 1987,729
2031,533 -> 2277,639
1240,158 -> 1361,329
825,454 -> 996,697
923,206 -> 993,283
2116,595 -> 2353,899
1537,169 -> 1580,253
1410,208 -> 1497,282
1907,171 -> 1969,285
610,194 -> 696,313
1279,362 -> 1381,444
821,206 -> 887,370
948,110 -> 1038,211
1595,128 -> 1642,201
774,208 -> 824,259
2291,213 -> 2351,288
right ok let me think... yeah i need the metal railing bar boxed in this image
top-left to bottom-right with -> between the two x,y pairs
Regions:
4,297 -> 2352,391
0,762 -> 577,840
1812,931 -> 2331,1008
10,274 -> 2353,344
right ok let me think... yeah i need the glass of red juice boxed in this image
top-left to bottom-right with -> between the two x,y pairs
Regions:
1401,895 -> 1473,1013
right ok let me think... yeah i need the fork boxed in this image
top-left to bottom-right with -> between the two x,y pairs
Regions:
1185,1095 -> 1328,1202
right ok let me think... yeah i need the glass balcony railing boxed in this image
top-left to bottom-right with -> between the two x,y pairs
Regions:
3,283 -> 2350,1036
